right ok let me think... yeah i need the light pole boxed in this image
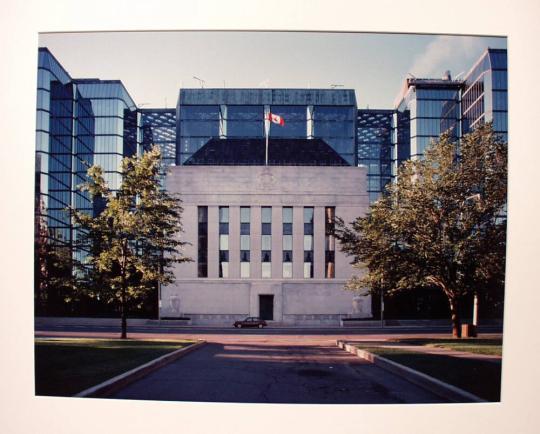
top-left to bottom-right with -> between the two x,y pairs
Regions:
463,193 -> 481,330
380,288 -> 384,328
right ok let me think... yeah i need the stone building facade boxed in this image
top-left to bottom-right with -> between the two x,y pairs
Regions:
161,164 -> 370,325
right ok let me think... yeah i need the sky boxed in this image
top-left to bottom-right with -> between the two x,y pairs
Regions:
39,31 -> 506,109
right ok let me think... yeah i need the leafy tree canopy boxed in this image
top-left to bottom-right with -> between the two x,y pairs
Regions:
336,124 -> 507,337
72,146 -> 191,338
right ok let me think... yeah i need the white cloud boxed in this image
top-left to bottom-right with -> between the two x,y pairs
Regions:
409,36 -> 487,78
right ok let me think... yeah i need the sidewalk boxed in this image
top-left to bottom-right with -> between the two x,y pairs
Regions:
342,340 -> 502,363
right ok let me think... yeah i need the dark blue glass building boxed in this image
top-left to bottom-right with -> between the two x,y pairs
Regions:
176,89 -> 357,166
357,110 -> 393,203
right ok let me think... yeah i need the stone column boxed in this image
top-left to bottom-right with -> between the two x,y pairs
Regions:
314,206 -> 325,279
207,205 -> 219,278
251,205 -> 262,279
293,206 -> 304,278
229,206 -> 240,279
271,206 -> 282,279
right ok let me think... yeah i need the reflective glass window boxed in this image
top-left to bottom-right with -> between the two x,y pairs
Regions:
180,120 -> 219,136
179,105 -> 220,120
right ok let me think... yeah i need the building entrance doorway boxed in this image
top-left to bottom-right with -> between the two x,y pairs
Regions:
259,295 -> 274,320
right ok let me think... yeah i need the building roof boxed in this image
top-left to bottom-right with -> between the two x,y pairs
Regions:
183,138 -> 351,166
179,88 -> 357,106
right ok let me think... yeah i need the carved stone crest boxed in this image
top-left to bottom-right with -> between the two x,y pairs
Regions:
257,168 -> 276,189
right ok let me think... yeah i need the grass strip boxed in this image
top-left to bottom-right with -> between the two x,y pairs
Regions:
35,338 -> 193,397
358,346 -> 501,401
388,338 -> 502,356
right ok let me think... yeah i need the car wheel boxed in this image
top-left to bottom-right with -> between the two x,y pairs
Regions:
258,324 -> 263,329
234,324 -> 238,328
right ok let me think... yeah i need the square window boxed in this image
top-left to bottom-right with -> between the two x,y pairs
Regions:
262,207 -> 272,223
240,262 -> 250,278
220,262 -> 229,278
283,235 -> 292,251
283,262 -> 292,278
262,235 -> 272,251
240,207 -> 251,223
282,207 -> 293,223
304,262 -> 313,278
304,235 -> 313,251
219,207 -> 229,223
262,262 -> 272,278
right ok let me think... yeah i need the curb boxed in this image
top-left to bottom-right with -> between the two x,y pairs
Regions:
337,340 -> 486,403
74,340 -> 206,398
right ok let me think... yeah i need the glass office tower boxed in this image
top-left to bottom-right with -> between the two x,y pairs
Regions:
462,48 -> 508,141
394,74 -> 462,162
140,108 -> 177,168
73,79 -> 139,194
36,48 -> 96,249
36,49 -> 140,255
357,109 -> 393,202
176,89 -> 357,165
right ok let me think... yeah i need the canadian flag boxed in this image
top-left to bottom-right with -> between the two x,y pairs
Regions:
268,112 -> 285,126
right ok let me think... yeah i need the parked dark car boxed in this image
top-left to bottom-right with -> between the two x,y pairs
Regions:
233,317 -> 268,328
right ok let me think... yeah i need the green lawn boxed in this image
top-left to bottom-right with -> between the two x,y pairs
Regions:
389,338 -> 503,356
35,338 -> 193,397
357,345 -> 502,401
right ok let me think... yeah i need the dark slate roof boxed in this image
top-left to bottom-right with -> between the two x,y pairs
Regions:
184,138 -> 350,166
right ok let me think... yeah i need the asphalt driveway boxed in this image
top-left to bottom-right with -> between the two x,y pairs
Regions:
109,339 -> 448,404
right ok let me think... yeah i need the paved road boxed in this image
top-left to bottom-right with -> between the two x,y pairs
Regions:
106,336 -> 450,404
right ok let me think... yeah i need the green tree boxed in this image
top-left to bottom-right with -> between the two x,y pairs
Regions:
336,124 -> 507,337
34,198 -> 74,315
72,146 -> 191,338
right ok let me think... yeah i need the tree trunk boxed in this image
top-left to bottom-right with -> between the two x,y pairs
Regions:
120,283 -> 127,339
449,298 -> 462,338
121,311 -> 127,339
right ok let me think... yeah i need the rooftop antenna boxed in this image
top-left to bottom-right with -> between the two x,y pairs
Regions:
193,76 -> 205,88
330,84 -> 344,89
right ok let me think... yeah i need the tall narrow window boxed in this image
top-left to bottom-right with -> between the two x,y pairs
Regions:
261,206 -> 272,278
197,206 -> 208,278
304,207 -> 314,278
240,206 -> 250,278
219,206 -> 229,278
325,207 -> 335,278
283,207 -> 293,278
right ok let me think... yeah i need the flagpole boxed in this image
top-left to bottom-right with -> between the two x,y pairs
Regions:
264,110 -> 270,166
265,129 -> 269,166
